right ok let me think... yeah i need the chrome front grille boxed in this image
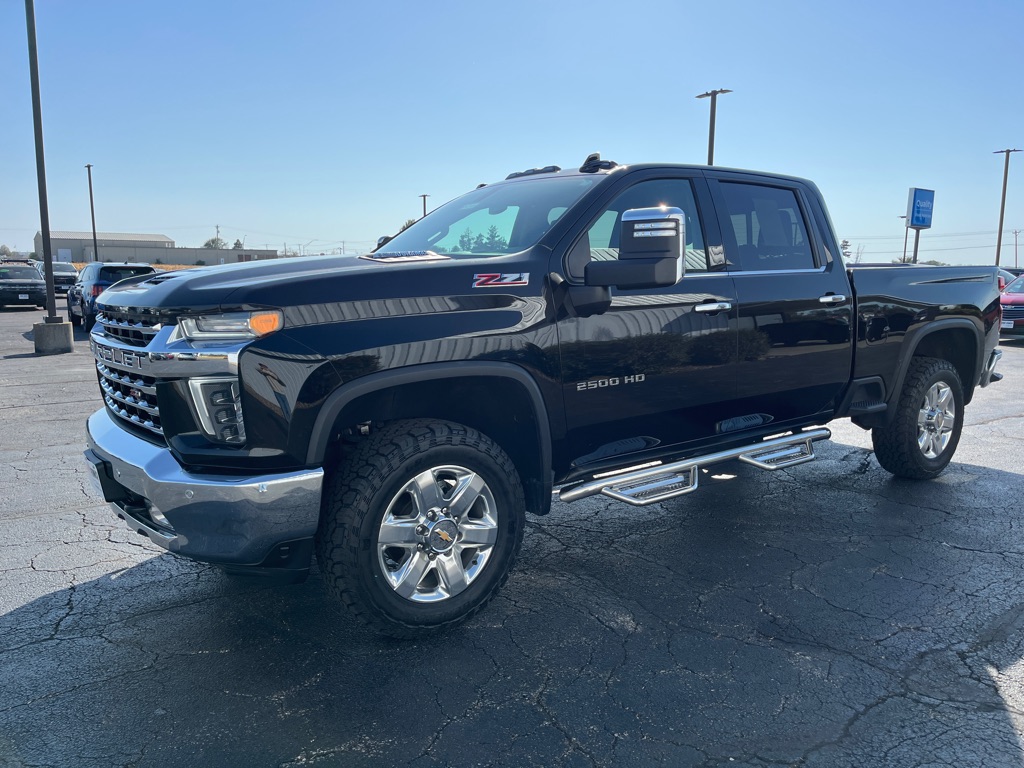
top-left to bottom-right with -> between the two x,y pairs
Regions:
91,312 -> 244,443
93,351 -> 163,437
96,309 -> 165,348
1002,306 -> 1024,321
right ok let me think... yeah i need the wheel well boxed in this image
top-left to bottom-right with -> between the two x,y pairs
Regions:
325,375 -> 551,516
911,328 -> 977,402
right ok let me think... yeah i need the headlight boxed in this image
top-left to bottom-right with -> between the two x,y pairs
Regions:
178,310 -> 283,341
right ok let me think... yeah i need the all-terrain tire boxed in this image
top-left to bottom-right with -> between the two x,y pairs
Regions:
872,357 -> 964,480
316,419 -> 525,638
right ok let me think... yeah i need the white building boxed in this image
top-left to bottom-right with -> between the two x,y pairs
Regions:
34,231 -> 277,266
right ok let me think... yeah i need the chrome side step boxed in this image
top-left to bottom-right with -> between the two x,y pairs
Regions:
559,428 -> 831,507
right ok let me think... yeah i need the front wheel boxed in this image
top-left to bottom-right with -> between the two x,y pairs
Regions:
872,357 -> 964,480
316,420 -> 525,638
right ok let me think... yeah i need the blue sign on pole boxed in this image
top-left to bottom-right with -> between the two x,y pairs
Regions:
907,188 -> 935,229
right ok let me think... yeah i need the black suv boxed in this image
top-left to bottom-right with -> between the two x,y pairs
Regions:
0,262 -> 46,309
38,261 -> 79,294
67,262 -> 156,330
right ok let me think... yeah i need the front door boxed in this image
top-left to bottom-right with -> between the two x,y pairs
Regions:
554,173 -> 741,475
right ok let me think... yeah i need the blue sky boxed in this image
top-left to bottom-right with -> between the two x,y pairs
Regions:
2,0 -> 1022,266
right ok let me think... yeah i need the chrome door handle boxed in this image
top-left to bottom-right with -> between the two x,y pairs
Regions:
694,301 -> 733,313
819,294 -> 847,304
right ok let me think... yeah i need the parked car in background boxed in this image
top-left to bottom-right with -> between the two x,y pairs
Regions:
998,268 -> 1017,292
1000,274 -> 1024,338
37,261 -> 79,294
67,263 -> 156,330
0,263 -> 47,309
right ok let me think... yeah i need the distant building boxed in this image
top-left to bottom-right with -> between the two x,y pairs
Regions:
33,231 -> 278,266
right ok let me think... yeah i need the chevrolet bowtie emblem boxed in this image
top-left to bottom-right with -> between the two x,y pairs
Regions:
436,530 -> 453,543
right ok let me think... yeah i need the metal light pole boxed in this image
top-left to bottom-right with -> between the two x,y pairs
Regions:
85,164 -> 99,262
994,149 -> 1020,267
696,89 -> 732,166
24,0 -> 72,354
24,0 -> 57,322
419,194 -> 430,218
900,215 -> 909,263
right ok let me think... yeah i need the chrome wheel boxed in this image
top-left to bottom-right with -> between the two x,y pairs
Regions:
917,381 -> 956,459
377,464 -> 498,603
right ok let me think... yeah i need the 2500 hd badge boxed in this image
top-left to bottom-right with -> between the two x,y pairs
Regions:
576,374 -> 646,391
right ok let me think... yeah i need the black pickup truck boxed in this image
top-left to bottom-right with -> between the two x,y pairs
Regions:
84,156 -> 1003,637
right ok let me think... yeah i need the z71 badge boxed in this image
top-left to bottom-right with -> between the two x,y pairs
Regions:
472,273 -> 530,288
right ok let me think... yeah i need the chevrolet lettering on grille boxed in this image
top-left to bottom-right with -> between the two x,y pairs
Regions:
93,341 -> 145,370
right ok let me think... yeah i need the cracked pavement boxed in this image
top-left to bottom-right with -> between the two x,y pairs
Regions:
2,307 -> 1024,767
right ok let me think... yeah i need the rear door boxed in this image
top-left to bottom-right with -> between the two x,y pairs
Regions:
706,173 -> 854,426
554,171 -> 741,474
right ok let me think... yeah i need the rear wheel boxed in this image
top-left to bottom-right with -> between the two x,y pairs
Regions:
82,304 -> 95,331
316,420 -> 525,638
872,357 -> 963,479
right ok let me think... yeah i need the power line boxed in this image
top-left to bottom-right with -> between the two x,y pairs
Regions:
858,243 -> 999,255
845,229 -> 998,241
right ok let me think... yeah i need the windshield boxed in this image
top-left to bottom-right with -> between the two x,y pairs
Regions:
0,266 -> 41,280
379,175 -> 600,257
51,263 -> 78,274
1005,276 -> 1024,294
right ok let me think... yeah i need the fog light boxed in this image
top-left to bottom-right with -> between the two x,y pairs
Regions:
188,377 -> 246,444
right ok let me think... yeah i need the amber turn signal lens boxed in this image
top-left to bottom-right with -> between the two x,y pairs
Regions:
249,311 -> 283,336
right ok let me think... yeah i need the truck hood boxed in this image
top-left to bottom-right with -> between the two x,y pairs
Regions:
96,252 -> 537,314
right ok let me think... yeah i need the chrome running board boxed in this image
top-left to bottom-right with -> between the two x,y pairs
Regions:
559,428 -> 831,507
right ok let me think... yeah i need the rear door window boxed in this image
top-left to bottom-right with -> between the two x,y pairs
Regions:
718,182 -> 816,272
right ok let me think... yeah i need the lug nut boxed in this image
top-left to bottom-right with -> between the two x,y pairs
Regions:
427,510 -> 437,521
428,552 -> 437,561
416,525 -> 428,535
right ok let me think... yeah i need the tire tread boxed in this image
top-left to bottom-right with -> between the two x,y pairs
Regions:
872,356 -> 963,480
316,419 -> 524,638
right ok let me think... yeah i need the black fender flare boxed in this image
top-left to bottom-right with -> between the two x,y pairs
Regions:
886,317 -> 983,411
306,361 -> 554,512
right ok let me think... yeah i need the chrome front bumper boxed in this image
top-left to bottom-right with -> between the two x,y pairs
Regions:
85,408 -> 323,572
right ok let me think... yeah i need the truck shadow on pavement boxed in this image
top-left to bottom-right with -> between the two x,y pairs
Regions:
2,441 -> 1024,767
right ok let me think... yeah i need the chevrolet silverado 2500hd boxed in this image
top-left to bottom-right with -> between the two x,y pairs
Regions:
84,156 -> 1003,637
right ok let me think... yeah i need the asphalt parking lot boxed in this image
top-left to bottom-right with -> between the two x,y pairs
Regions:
2,304 -> 1024,768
